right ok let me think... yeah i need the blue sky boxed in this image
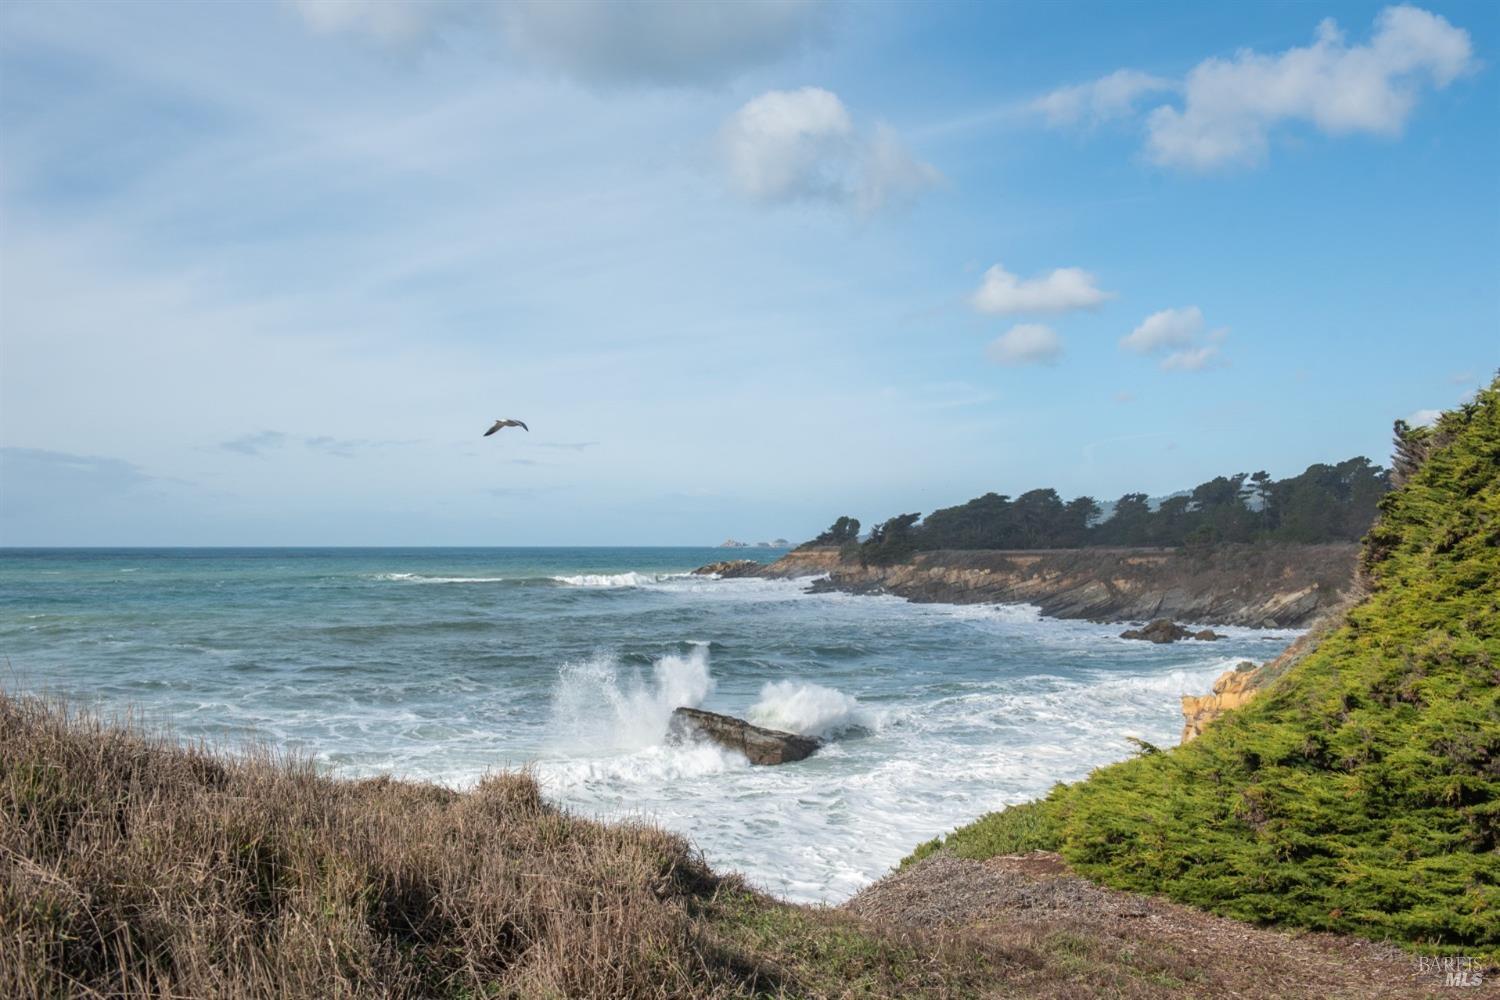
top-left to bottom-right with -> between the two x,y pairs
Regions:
1,0 -> 1495,546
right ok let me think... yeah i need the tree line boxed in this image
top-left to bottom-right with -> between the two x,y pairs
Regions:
805,456 -> 1391,565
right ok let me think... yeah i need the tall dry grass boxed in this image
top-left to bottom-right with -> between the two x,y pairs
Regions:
0,692 -> 767,998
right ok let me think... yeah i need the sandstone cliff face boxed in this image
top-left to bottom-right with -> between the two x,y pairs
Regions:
1180,662 -> 1262,741
1176,607 -> 1342,740
746,544 -> 1357,629
752,548 -> 845,578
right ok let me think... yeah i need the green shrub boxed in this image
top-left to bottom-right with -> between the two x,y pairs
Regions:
910,379 -> 1500,958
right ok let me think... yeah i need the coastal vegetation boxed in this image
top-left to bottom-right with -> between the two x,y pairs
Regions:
907,381 -> 1500,959
805,516 -> 861,547
805,455 -> 1391,564
0,692 -> 1019,998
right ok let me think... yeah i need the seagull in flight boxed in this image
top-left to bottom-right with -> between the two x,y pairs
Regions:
483,418 -> 529,437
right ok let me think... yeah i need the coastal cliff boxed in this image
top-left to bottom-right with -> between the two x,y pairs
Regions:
708,543 -> 1358,628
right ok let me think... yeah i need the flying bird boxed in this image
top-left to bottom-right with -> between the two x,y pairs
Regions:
483,418 -> 529,437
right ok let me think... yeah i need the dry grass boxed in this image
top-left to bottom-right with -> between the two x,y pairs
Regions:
0,692 -> 1018,999
2,693 -> 745,998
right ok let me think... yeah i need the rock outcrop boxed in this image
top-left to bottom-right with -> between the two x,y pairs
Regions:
1119,620 -> 1222,643
1179,661 -> 1262,741
691,560 -> 765,578
1177,597 -> 1349,741
669,707 -> 822,765
1120,619 -> 1191,643
703,544 -> 1358,628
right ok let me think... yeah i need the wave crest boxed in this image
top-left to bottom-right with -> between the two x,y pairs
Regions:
749,680 -> 876,739
548,644 -> 714,752
373,573 -> 506,584
550,572 -> 681,588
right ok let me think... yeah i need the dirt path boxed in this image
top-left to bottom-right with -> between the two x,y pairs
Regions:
844,853 -> 1497,999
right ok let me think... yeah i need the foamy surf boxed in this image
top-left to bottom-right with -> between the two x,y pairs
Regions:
550,571 -> 684,588
749,680 -> 880,738
547,644 -> 715,753
373,572 -> 507,584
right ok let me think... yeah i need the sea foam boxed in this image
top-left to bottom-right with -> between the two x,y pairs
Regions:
373,573 -> 507,584
749,680 -> 876,738
548,643 -> 714,752
551,572 -> 675,588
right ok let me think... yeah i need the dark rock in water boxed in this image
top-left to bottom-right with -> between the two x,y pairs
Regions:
1121,619 -> 1223,643
804,575 -> 886,596
669,707 -> 822,765
690,560 -> 764,579
1120,619 -> 1193,643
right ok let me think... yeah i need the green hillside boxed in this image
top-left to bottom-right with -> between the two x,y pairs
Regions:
910,379 -> 1500,957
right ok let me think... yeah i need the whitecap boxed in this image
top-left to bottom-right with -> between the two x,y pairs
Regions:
372,572 -> 506,584
748,680 -> 879,739
547,643 -> 714,753
550,571 -> 687,588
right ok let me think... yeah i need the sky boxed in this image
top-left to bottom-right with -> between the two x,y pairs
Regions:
1,0 -> 1496,546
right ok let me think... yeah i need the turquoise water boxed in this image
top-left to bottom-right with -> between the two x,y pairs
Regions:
0,547 -> 1295,902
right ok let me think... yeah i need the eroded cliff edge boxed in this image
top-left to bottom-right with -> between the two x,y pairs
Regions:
701,543 -> 1358,629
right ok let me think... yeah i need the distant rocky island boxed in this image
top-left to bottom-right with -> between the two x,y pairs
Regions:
716,537 -> 791,549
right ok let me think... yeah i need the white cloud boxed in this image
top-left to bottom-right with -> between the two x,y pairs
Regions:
1407,408 -> 1443,427
970,263 -> 1112,315
1121,306 -> 1203,353
289,0 -> 831,85
1122,306 -> 1228,372
1034,69 -> 1175,127
1149,5 -> 1474,169
856,124 -> 945,214
720,88 -> 940,213
986,324 -> 1062,366
1032,6 -> 1474,170
1159,345 -> 1222,372
720,87 -> 853,203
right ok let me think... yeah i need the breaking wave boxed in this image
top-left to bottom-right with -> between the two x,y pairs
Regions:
548,643 -> 714,752
372,573 -> 507,584
749,680 -> 877,738
550,572 -> 683,588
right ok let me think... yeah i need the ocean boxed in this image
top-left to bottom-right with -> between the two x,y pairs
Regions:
0,547 -> 1296,902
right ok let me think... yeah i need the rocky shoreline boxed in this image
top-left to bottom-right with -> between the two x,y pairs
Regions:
697,542 -> 1359,629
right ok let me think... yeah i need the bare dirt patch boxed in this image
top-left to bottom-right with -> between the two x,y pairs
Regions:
845,853 -> 1499,999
